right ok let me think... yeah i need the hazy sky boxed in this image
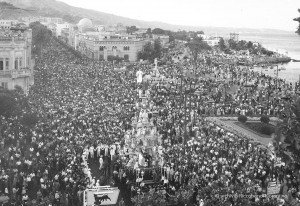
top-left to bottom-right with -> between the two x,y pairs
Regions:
58,0 -> 300,31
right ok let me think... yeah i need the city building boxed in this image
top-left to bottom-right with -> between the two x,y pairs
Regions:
78,35 -> 145,61
230,33 -> 239,41
72,18 -> 145,62
55,23 -> 70,37
197,34 -> 207,39
152,34 -> 170,47
95,25 -> 105,32
0,26 -> 34,94
203,37 -> 221,47
0,19 -> 17,29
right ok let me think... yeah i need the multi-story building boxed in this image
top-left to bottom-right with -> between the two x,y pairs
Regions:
0,19 -> 17,29
0,26 -> 34,94
152,34 -> 170,47
72,18 -> 145,62
78,35 -> 145,61
55,23 -> 70,37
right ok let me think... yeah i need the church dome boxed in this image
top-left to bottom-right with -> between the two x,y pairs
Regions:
78,18 -> 93,32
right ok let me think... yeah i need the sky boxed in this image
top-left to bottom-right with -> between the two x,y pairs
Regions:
58,0 -> 300,31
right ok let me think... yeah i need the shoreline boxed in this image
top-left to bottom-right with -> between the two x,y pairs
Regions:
239,56 -> 291,66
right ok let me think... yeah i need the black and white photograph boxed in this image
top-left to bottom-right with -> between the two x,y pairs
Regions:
0,0 -> 300,205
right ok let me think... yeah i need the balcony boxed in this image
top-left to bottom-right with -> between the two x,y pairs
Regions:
0,68 -> 32,79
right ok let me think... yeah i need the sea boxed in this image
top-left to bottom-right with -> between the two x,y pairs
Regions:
239,32 -> 300,84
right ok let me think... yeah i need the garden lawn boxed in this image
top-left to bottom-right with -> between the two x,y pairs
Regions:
235,121 -> 275,138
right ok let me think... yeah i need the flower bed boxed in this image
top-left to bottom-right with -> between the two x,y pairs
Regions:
236,122 -> 275,137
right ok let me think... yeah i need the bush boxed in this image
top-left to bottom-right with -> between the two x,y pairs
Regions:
260,115 -> 270,124
261,125 -> 275,135
238,115 -> 247,123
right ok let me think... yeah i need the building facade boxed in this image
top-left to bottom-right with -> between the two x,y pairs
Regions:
0,20 -> 17,29
0,27 -> 34,94
78,37 -> 145,62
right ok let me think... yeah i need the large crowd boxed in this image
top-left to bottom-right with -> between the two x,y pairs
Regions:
0,35 -> 299,206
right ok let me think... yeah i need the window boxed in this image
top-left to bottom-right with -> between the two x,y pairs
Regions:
99,46 -> 104,51
1,82 -> 8,89
123,46 -> 130,51
112,46 -> 117,50
15,58 -> 18,70
0,61 -> 3,70
19,57 -> 22,68
5,58 -> 9,70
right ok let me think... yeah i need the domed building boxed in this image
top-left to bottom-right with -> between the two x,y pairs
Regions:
77,18 -> 93,33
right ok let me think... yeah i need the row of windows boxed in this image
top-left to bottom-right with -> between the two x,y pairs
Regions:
0,58 -> 23,70
99,46 -> 130,51
0,58 -> 9,71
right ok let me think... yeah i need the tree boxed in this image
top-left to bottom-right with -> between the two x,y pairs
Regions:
126,26 -> 138,34
186,37 -> 211,63
137,40 -> 162,62
293,9 -> 300,35
247,41 -> 253,49
228,39 -> 237,50
154,39 -> 162,57
218,37 -> 226,51
146,28 -> 152,34
0,88 -> 17,118
152,28 -> 165,35
29,22 -> 52,55
169,35 -> 175,42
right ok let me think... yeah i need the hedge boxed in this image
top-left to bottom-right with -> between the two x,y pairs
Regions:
261,125 -> 275,135
260,115 -> 270,124
238,115 -> 247,123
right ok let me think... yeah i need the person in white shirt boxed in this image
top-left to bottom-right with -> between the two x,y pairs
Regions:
89,146 -> 94,159
97,145 -> 101,158
136,70 -> 143,84
99,156 -> 103,170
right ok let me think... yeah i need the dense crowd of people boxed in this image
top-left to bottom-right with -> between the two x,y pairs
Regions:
0,35 -> 299,206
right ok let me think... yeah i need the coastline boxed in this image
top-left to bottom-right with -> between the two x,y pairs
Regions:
239,56 -> 291,66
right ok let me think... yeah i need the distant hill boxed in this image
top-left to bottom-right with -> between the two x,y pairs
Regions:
0,0 -> 293,35
0,2 -> 35,19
